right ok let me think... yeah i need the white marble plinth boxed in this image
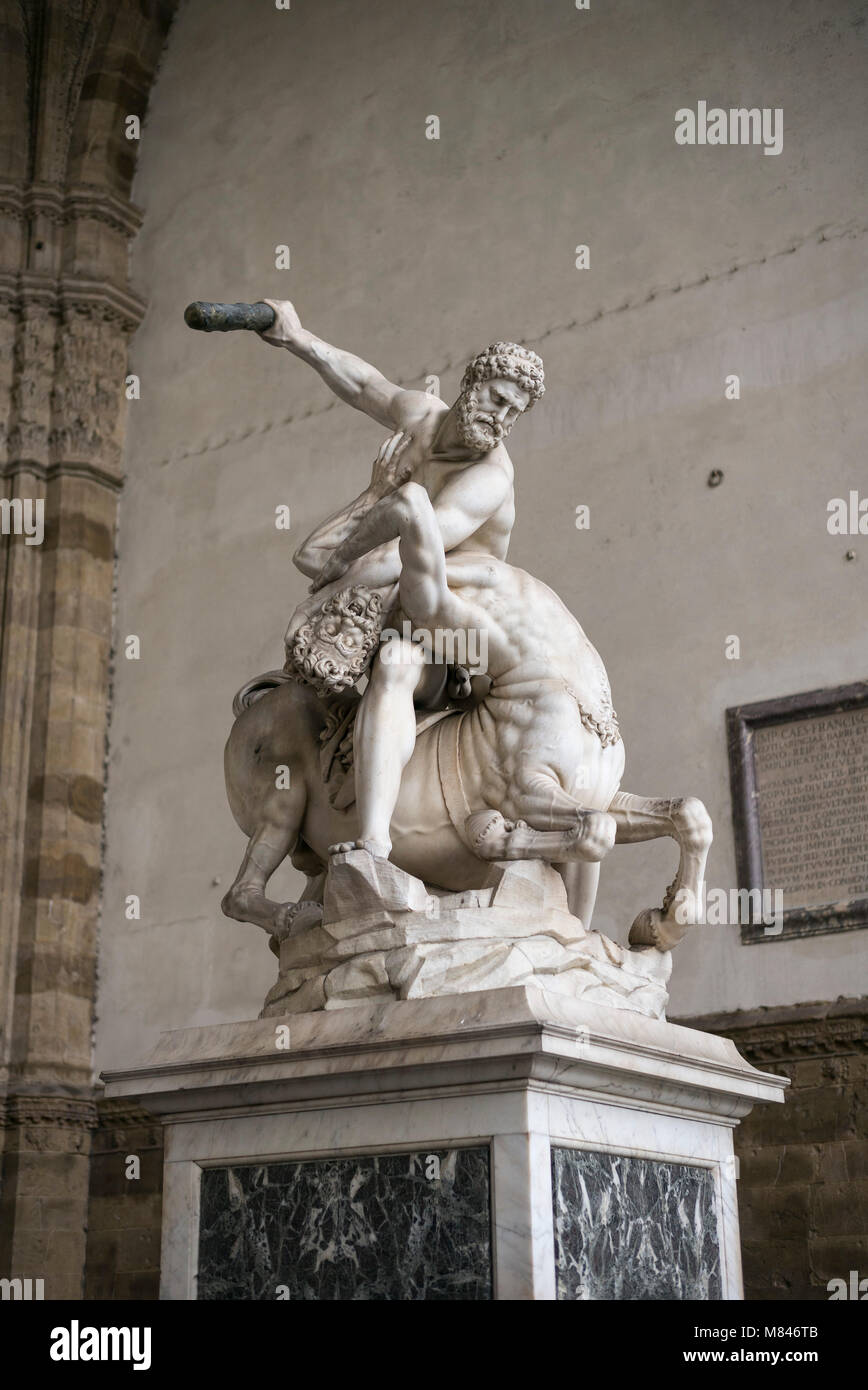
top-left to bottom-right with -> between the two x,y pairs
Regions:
103,986 -> 788,1301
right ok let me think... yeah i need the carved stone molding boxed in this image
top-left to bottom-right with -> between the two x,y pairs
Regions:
93,1096 -> 158,1130
679,997 -> 868,1065
0,271 -> 146,331
0,183 -> 26,222
0,457 -> 124,492
0,1091 -> 98,1130
58,276 -> 146,332
0,180 -> 144,238
63,184 -> 144,238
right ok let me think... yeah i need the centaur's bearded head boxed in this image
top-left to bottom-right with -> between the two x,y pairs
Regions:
455,342 -> 545,452
287,586 -> 384,697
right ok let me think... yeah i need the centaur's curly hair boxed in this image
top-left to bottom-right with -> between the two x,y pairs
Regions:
287,585 -> 384,698
460,341 -> 545,406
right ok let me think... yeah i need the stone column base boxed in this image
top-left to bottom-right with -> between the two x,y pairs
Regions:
0,1092 -> 97,1300
103,986 -> 787,1301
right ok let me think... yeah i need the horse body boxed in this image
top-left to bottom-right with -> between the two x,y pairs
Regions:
224,679 -> 481,890
222,659 -> 636,941
223,627 -> 710,953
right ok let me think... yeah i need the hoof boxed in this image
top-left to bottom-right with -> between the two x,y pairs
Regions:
628,907 -> 690,953
273,898 -> 324,942
466,811 -> 526,860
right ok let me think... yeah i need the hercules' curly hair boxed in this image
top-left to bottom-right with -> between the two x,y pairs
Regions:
460,341 -> 545,407
287,585 -> 384,698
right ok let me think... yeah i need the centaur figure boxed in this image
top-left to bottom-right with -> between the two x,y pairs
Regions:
222,479 -> 712,953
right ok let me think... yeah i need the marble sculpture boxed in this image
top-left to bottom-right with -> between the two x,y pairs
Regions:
186,298 -> 713,1018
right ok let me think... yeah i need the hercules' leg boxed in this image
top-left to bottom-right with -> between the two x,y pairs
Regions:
328,637 -> 428,860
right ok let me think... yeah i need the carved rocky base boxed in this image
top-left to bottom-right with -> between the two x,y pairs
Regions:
262,851 -> 671,1019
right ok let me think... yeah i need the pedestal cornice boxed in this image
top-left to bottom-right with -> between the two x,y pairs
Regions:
103,986 -> 788,1126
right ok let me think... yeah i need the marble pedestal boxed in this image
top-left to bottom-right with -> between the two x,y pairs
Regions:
103,986 -> 787,1301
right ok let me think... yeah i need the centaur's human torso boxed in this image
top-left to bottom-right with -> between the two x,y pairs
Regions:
364,403 -> 517,701
393,556 -> 625,877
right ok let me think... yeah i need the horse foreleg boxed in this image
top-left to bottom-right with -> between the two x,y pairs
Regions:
221,787 -> 324,941
608,791 -> 712,951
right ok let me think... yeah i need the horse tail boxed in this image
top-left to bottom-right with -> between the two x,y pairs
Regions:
231,669 -> 295,719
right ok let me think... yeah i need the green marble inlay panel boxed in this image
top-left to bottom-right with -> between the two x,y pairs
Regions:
198,1147 -> 492,1300
552,1147 -> 722,1300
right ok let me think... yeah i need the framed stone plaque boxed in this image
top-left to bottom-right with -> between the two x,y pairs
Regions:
727,681 -> 868,943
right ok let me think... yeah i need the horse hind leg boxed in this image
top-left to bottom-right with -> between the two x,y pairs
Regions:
466,773 -> 617,864
608,791 -> 713,951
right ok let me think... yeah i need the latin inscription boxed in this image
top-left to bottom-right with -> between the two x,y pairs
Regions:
752,707 -> 868,909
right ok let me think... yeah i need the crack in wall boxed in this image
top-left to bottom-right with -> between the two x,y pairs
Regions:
147,217 -> 867,472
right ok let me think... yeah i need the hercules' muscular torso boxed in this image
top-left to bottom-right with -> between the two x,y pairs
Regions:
397,398 -> 515,561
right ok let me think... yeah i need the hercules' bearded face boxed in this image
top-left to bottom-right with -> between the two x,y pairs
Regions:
455,376 -> 532,452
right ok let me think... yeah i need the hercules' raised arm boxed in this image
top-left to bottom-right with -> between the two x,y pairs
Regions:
292,434 -> 413,579
259,299 -> 428,430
